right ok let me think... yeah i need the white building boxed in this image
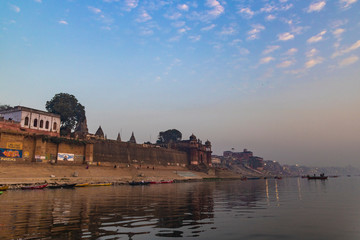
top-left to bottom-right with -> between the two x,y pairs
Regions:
0,106 -> 61,134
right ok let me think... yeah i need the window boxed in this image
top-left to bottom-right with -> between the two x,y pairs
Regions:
53,122 -> 57,130
40,120 -> 44,128
33,119 -> 38,127
24,117 -> 29,126
45,121 -> 49,129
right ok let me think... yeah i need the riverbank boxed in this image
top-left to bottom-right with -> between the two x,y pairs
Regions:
0,162 -> 247,188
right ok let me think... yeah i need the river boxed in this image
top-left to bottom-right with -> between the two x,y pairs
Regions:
0,177 -> 359,240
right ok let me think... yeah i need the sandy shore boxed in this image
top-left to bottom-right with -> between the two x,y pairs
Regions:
0,162 -> 243,188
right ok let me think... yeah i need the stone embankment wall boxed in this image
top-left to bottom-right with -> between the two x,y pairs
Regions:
0,130 -> 87,164
93,140 -> 188,167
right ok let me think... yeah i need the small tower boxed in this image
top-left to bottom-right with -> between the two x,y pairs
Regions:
205,140 -> 212,166
95,126 -> 104,139
189,134 -> 199,165
117,132 -> 121,141
129,132 -> 136,144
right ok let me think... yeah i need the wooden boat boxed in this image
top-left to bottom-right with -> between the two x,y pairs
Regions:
75,183 -> 89,187
21,183 -> 48,190
0,186 -> 9,191
307,175 -> 328,180
88,183 -> 112,187
274,176 -> 282,179
48,183 -> 77,189
129,181 -> 151,186
149,180 -> 174,184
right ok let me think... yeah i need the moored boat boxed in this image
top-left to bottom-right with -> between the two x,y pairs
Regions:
75,183 -> 89,187
88,183 -> 112,187
48,183 -> 77,189
307,174 -> 328,180
129,181 -> 151,186
21,183 -> 48,190
0,185 -> 9,191
149,180 -> 174,184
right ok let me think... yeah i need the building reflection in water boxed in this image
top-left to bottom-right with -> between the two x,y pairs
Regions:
0,180 -> 271,239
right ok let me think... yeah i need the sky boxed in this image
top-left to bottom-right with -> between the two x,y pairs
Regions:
1,0 -> 360,167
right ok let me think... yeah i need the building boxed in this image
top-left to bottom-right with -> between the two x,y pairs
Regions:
0,106 -> 60,136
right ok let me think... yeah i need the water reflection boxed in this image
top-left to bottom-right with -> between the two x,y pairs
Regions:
1,178 -> 354,240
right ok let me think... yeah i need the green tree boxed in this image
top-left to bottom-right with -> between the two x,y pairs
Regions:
0,104 -> 11,110
157,129 -> 182,144
46,93 -> 85,136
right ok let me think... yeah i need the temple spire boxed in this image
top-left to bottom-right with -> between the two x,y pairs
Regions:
129,132 -> 136,143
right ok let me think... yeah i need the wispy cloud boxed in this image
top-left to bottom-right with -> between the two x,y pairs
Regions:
137,10 -> 152,22
247,24 -> 265,40
238,7 -> 254,19
307,30 -> 327,43
332,28 -> 345,38
88,6 -> 102,14
164,12 -> 182,20
332,40 -> 360,58
34,0 -> 42,3
263,45 -> 280,55
266,15 -> 276,21
340,0 -> 357,8
178,4 -> 189,11
58,20 -> 68,25
307,1 -> 326,12
306,48 -> 319,58
278,32 -> 294,41
206,0 -> 225,18
189,35 -> 201,42
124,0 -> 138,11
305,57 -> 324,68
220,26 -> 237,36
260,56 -> 275,64
10,5 -> 20,13
339,55 -> 359,67
285,48 -> 298,55
201,24 -> 216,31
277,60 -> 295,68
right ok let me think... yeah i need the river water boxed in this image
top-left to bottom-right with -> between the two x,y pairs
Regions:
0,177 -> 359,240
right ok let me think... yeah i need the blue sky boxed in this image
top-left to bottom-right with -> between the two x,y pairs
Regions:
1,0 -> 360,167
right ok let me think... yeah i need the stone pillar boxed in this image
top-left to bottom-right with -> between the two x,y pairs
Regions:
34,136 -> 47,162
85,143 -> 93,163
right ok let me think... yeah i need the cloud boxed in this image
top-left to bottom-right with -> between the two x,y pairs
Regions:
221,26 -> 237,36
340,0 -> 357,8
172,21 -> 186,28
124,0 -> 139,11
285,48 -> 298,55
332,40 -> 360,58
306,48 -> 319,58
260,56 -> 275,64
260,3 -> 293,13
165,12 -> 182,20
34,0 -> 42,3
137,10 -> 152,22
339,55 -> 359,66
278,32 -> 294,41
201,24 -> 216,31
247,24 -> 265,40
307,30 -> 327,43
189,35 -> 201,42
307,1 -> 326,12
332,28 -> 345,38
238,7 -> 254,18
266,15 -> 276,21
88,6 -> 102,14
277,60 -> 295,68
11,5 -> 20,13
207,0 -> 225,18
178,4 -> 189,11
263,45 -> 280,55
58,20 -> 68,25
305,57 -> 324,68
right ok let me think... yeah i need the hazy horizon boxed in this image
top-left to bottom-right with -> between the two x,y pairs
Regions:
1,0 -> 359,168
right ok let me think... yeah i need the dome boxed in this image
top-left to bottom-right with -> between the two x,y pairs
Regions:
189,134 -> 197,141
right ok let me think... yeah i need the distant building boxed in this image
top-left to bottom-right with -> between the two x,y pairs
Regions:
223,149 -> 264,170
0,106 -> 60,135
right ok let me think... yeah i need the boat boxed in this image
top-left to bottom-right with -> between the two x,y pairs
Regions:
48,183 -> 77,189
129,181 -> 151,186
21,183 -> 48,190
149,180 -> 174,184
75,183 -> 89,187
274,176 -> 282,179
88,183 -> 112,187
0,186 -> 9,191
307,174 -> 328,180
